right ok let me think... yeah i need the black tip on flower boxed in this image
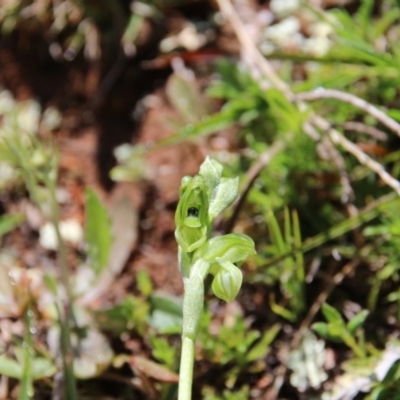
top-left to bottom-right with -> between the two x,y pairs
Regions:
187,207 -> 199,218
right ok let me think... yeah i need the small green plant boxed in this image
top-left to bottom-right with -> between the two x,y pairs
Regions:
198,310 -> 280,388
175,157 -> 256,400
312,303 -> 369,359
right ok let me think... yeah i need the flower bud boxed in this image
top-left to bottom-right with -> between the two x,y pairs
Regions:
212,260 -> 243,302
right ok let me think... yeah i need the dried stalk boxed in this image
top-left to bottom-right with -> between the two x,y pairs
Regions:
296,89 -> 400,138
312,114 -> 400,196
342,121 -> 388,141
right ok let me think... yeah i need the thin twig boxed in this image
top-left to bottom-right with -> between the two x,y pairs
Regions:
342,121 -> 388,141
296,89 -> 400,139
312,115 -> 400,196
304,121 -> 356,206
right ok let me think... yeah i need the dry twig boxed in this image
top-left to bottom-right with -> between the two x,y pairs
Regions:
342,121 -> 388,141
296,89 -> 400,139
312,115 -> 400,196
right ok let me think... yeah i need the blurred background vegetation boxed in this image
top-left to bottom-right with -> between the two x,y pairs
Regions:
1,0 -> 400,399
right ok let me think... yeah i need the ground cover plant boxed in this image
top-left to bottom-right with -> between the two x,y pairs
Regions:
1,0 -> 400,399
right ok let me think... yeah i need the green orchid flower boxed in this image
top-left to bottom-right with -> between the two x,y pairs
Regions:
193,233 -> 256,302
175,175 -> 210,252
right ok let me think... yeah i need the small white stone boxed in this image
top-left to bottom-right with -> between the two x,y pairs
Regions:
311,21 -> 334,38
264,17 -> 301,44
41,106 -> 62,130
17,100 -> 41,134
60,219 -> 83,244
39,219 -> 83,250
303,36 -> 332,57
270,0 -> 300,19
0,90 -> 15,115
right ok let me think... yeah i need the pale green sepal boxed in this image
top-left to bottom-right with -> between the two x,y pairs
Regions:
199,156 -> 223,194
179,176 -> 192,195
175,225 -> 208,253
209,177 -> 239,221
193,233 -> 256,266
212,259 -> 242,302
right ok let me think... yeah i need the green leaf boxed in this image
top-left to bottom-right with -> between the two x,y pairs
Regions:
31,358 -> 56,380
85,188 -> 112,276
270,300 -> 297,322
265,89 -> 305,133
0,213 -> 24,237
327,321 -> 348,341
94,295 -> 149,335
43,273 -> 58,296
158,110 -> 236,148
193,233 -> 256,266
150,292 -> 183,318
369,386 -> 389,400
356,0 -> 374,32
347,310 -> 369,335
321,303 -> 344,324
266,209 -> 286,254
0,355 -> 22,379
246,323 -> 281,362
150,335 -> 176,367
211,260 -> 243,302
136,270 -> 153,297
292,209 -> 304,282
149,292 -> 183,333
311,322 -> 330,339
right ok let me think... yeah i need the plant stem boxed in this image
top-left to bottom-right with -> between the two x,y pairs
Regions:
19,303 -> 33,400
178,336 -> 195,400
178,259 -> 210,400
47,177 -> 77,400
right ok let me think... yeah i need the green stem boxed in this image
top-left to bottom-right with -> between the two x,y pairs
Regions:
178,258 -> 210,400
19,303 -> 33,400
47,178 -> 77,400
178,336 -> 195,400
343,333 -> 365,359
